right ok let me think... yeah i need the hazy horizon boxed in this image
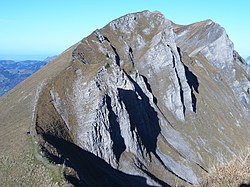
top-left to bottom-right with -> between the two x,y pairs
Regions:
0,54 -> 54,61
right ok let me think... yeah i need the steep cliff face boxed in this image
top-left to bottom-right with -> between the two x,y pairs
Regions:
174,20 -> 250,119
32,11 -> 250,186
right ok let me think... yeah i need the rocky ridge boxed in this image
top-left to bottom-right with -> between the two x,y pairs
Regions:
34,11 -> 250,186
1,10 -> 249,186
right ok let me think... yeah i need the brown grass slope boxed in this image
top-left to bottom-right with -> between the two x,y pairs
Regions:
0,44 -> 77,186
192,148 -> 250,187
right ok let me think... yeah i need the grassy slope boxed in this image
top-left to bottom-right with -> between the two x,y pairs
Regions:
0,45 -> 76,186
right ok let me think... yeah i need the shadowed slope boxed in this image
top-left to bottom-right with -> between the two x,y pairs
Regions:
43,134 -> 157,187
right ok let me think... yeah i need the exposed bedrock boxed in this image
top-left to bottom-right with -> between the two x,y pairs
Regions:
34,10 -> 250,186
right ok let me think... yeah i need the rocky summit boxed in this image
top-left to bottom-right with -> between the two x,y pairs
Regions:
0,10 -> 249,186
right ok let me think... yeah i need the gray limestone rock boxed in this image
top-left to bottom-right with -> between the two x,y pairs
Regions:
33,10 -> 250,186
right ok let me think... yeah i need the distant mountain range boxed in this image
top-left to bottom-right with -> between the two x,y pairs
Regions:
0,56 -> 55,96
246,56 -> 250,64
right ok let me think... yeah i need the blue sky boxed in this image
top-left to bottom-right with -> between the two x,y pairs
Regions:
0,0 -> 249,60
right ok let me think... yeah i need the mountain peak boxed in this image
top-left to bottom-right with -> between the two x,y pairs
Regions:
174,17 -> 234,71
0,11 -> 249,186
107,10 -> 169,33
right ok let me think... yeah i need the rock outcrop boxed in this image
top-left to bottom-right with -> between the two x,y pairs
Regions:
30,11 -> 250,186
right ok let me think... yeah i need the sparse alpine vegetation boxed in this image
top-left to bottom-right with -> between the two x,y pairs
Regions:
194,148 -> 250,187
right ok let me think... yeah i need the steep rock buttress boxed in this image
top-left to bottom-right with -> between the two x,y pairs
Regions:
33,11 -> 250,186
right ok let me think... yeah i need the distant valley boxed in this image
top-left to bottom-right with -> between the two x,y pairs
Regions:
0,56 -> 55,96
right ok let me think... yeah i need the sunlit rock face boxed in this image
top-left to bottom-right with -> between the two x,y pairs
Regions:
34,11 -> 250,186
